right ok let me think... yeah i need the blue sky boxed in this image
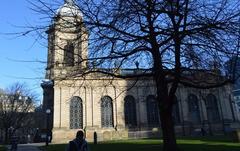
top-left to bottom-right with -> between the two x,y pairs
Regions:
0,0 -> 49,102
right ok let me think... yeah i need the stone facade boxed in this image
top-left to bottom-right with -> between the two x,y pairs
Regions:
42,1 -> 240,143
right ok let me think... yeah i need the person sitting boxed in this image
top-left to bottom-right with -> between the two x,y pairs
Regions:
66,130 -> 89,151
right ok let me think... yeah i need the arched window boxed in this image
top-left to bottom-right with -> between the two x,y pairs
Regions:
64,42 -> 74,66
172,96 -> 180,124
188,94 -> 201,124
206,94 -> 220,122
124,95 -> 137,128
101,96 -> 113,128
70,96 -> 83,129
146,95 -> 160,126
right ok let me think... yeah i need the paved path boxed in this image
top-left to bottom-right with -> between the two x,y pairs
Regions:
7,143 -> 44,151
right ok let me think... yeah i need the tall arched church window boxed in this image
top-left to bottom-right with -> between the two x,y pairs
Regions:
146,95 -> 160,126
206,94 -> 220,122
124,95 -> 137,128
64,42 -> 74,66
188,94 -> 201,124
172,96 -> 180,124
101,96 -> 114,128
70,96 -> 83,129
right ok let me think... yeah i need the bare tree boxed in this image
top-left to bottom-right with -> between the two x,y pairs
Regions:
0,83 -> 37,143
23,0 -> 240,150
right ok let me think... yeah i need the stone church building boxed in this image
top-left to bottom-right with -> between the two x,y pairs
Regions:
41,0 -> 240,143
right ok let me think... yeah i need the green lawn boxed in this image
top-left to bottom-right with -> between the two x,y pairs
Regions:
0,145 -> 5,151
41,137 -> 240,151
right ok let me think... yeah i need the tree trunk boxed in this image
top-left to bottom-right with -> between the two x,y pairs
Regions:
160,103 -> 179,151
155,77 -> 179,151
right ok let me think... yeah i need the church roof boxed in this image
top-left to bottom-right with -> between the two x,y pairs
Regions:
56,0 -> 82,17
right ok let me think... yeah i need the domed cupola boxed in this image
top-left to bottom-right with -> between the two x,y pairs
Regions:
56,0 -> 82,17
46,0 -> 88,80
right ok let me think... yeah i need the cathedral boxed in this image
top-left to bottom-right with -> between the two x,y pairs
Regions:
41,0 -> 240,143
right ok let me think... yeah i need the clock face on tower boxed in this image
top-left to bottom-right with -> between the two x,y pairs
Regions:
64,20 -> 75,28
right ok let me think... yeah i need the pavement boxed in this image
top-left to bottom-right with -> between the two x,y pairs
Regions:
6,143 -> 44,151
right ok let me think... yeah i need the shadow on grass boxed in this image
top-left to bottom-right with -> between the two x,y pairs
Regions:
0,146 -> 6,151
177,135 -> 235,143
91,142 -> 240,151
41,143 -> 161,151
41,140 -> 240,151
179,144 -> 240,151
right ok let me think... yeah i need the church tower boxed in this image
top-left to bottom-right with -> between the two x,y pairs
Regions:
41,1 -> 240,143
46,0 -> 88,79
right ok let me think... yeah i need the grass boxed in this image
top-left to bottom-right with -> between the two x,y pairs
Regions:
40,136 -> 240,151
0,145 -> 5,151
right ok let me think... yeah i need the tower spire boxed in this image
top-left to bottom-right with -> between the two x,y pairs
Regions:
65,0 -> 75,5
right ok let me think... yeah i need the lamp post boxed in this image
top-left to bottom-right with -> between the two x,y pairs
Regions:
45,109 -> 51,146
8,126 -> 14,141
